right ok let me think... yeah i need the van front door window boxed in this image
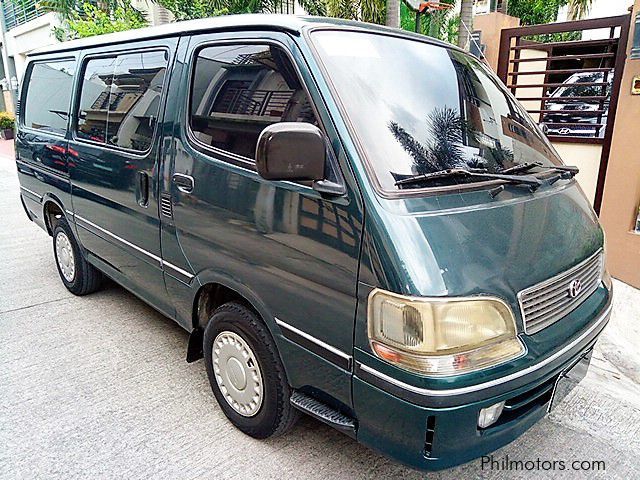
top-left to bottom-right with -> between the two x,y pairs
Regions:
189,44 -> 318,161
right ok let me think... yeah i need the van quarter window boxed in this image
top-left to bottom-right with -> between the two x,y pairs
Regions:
23,60 -> 76,135
76,50 -> 168,152
189,44 -> 318,160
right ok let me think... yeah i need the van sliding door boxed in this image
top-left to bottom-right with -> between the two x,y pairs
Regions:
68,38 -> 178,315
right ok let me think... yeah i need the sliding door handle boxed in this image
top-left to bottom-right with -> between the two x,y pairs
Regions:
137,171 -> 149,207
173,173 -> 194,194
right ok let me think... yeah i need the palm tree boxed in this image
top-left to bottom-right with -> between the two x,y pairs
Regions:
567,0 -> 593,20
457,0 -> 473,49
386,0 -> 400,28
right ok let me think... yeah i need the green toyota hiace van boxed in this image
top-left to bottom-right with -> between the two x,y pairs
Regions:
15,15 -> 612,471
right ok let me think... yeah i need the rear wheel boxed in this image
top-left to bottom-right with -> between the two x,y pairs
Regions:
53,218 -> 102,295
203,302 -> 299,438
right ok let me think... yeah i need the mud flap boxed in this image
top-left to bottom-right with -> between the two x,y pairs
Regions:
186,328 -> 203,363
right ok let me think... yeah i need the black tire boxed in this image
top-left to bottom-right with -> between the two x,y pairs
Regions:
203,302 -> 299,439
52,217 -> 102,295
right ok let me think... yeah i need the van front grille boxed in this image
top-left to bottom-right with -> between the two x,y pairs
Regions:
518,249 -> 603,334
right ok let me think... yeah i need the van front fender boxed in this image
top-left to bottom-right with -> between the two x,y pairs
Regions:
186,269 -> 281,360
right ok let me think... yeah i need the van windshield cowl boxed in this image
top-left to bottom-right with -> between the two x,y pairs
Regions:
311,30 -> 564,192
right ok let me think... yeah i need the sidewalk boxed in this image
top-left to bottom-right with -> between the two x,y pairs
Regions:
0,139 -> 15,159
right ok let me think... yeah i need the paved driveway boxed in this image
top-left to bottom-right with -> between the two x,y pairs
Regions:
1,147 -> 639,479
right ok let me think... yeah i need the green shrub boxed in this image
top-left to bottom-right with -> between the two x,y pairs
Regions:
66,2 -> 147,39
0,111 -> 15,130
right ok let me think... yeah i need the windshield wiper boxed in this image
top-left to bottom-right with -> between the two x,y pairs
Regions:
394,168 -> 543,191
500,162 -> 579,177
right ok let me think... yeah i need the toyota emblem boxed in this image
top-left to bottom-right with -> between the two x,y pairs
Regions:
568,279 -> 583,298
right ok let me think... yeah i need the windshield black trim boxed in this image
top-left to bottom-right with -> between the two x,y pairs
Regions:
305,26 -> 565,199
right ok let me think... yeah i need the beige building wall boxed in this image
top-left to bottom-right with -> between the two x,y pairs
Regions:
551,142 -> 603,204
3,91 -> 14,114
474,12 -> 521,71
599,0 -> 640,288
514,49 -> 548,122
4,12 -> 62,81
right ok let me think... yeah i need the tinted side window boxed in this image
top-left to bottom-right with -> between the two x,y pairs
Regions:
23,60 -> 76,135
76,50 -> 168,152
190,44 -> 318,160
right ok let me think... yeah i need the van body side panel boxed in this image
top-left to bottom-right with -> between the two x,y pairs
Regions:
16,149 -> 70,232
67,38 -> 178,316
165,30 -> 363,409
16,55 -> 78,232
157,36 -> 197,330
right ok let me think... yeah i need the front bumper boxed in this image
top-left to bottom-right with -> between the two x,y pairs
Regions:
352,301 -> 611,471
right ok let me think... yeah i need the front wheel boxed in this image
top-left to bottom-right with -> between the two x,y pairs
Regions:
53,218 -> 102,295
203,302 -> 299,439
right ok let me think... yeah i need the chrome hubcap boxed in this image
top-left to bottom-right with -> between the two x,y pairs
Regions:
55,231 -> 75,282
212,331 -> 263,417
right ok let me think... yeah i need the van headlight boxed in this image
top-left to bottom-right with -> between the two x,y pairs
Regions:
367,289 -> 525,376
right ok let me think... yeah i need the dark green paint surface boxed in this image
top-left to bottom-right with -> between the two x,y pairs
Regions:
15,17 -> 610,471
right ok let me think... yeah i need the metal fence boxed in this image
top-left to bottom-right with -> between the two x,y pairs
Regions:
213,88 -> 294,118
497,14 -> 631,213
1,0 -> 47,30
497,15 -> 630,145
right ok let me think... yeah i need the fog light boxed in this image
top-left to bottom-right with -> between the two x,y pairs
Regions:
478,401 -> 505,428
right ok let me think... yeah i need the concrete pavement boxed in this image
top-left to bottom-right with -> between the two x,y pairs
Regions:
1,143 -> 639,479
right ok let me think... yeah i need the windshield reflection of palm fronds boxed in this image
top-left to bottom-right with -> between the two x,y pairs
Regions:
389,121 -> 439,173
489,142 -> 514,170
389,106 -> 468,174
428,106 -> 466,171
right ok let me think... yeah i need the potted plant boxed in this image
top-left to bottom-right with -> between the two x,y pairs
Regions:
0,111 -> 15,140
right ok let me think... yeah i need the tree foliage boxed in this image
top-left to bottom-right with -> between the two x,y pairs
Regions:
42,0 -> 595,44
400,0 -> 458,43
153,0 -> 384,24
507,0 -> 565,25
152,0 -> 250,20
43,0 -> 147,39
67,2 -> 147,38
507,0 -> 593,26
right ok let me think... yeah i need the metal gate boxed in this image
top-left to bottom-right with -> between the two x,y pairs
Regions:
497,15 -> 631,213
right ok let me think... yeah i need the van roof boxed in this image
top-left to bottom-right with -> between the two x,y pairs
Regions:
29,14 -> 455,57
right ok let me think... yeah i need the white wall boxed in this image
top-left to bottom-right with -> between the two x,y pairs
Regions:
4,4 -> 176,84
552,142 -> 603,204
4,13 -> 62,82
583,0 -> 634,40
557,0 -> 633,30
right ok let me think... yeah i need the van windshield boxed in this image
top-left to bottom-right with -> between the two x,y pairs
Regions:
311,30 -> 562,192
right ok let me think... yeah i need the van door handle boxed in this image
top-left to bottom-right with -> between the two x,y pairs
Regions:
173,173 -> 194,194
137,171 -> 149,207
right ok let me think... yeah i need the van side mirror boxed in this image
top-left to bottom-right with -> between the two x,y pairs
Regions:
256,123 -> 326,182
